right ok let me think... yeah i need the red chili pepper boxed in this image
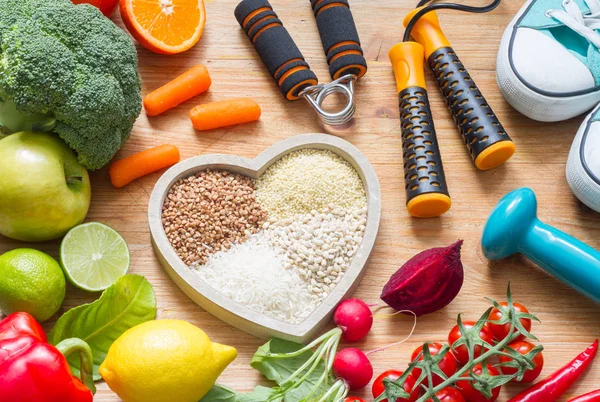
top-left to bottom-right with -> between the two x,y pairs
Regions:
508,340 -> 598,402
568,390 -> 600,402
0,312 -> 96,402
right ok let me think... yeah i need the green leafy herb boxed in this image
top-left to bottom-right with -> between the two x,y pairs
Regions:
378,284 -> 543,402
49,274 -> 156,380
200,385 -> 275,402
251,338 -> 334,402
202,336 -> 341,402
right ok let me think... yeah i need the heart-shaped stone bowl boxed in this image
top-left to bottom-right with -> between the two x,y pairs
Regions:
148,134 -> 381,343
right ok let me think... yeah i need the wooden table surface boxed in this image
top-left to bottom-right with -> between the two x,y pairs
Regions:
2,0 -> 599,400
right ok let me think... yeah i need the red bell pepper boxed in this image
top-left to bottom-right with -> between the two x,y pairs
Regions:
568,390 -> 600,402
508,340 -> 598,402
0,312 -> 96,402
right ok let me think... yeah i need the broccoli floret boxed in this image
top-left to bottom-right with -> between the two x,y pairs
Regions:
0,0 -> 142,170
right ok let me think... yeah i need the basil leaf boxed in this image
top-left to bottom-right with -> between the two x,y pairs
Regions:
49,274 -> 156,380
200,385 -> 276,402
251,338 -> 331,401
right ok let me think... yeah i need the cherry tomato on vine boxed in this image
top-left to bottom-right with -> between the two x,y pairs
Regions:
499,340 -> 544,383
372,370 -> 419,402
488,302 -> 532,342
411,343 -> 457,387
448,321 -> 495,365
344,398 -> 365,402
426,387 -> 466,402
456,364 -> 501,402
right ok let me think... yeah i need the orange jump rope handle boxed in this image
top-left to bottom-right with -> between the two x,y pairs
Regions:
389,42 -> 451,218
403,9 -> 516,170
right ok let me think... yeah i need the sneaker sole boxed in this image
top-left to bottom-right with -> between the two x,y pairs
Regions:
496,0 -> 600,122
566,105 -> 600,212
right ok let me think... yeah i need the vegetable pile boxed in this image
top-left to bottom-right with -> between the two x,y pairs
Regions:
376,286 -> 544,402
0,0 -> 142,170
376,285 -> 600,402
201,298 -> 375,401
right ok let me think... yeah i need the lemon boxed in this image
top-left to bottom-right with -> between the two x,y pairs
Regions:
99,319 -> 237,402
0,248 -> 66,321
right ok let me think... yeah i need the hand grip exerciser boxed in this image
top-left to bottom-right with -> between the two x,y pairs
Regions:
234,0 -> 367,125
310,0 -> 367,81
389,41 -> 451,218
482,188 -> 600,303
403,7 -> 516,170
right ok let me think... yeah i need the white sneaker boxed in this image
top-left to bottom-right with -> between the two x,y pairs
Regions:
497,0 -> 600,122
567,104 -> 600,212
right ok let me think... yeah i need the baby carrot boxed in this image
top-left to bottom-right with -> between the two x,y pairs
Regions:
189,98 -> 261,131
109,144 -> 180,188
144,65 -> 212,116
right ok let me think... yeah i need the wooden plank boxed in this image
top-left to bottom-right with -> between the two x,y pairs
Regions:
1,0 -> 599,400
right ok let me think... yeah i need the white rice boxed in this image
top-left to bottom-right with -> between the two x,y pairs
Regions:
192,232 -> 318,324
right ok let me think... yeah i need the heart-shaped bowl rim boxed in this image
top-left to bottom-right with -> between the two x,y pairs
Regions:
148,133 -> 381,343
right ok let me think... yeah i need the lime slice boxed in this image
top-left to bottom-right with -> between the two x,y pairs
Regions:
60,222 -> 130,292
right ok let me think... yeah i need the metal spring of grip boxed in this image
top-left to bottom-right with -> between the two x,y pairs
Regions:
299,74 -> 357,126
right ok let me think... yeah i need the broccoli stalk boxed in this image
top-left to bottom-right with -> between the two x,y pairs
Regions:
0,96 -> 56,134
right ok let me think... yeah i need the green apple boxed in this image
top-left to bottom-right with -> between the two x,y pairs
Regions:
0,132 -> 91,241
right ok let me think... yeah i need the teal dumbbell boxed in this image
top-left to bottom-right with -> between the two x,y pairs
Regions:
482,187 -> 600,303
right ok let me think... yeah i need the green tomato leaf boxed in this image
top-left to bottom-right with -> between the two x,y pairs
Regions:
49,274 -> 157,380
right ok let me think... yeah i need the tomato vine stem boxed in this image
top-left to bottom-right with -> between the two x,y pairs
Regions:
378,285 -> 543,402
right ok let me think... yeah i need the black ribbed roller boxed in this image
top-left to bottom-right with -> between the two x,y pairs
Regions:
399,86 -> 450,203
427,46 -> 512,161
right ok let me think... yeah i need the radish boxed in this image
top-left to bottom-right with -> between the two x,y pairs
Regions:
333,348 -> 374,390
333,298 -> 373,342
255,298 -> 375,400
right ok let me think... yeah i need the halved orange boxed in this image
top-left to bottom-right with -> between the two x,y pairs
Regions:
119,0 -> 206,55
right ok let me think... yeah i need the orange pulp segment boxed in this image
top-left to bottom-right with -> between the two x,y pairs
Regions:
120,0 -> 206,54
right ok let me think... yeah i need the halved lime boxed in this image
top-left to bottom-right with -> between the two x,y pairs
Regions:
60,222 -> 130,292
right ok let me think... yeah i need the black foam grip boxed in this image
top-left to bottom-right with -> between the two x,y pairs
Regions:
399,86 -> 450,203
329,53 -> 368,80
274,59 -> 310,82
280,69 -> 319,99
312,0 -> 349,15
428,47 -> 513,161
326,43 -> 363,63
243,9 -> 277,36
310,1 -> 367,80
234,0 -> 271,26
247,17 -> 282,41
235,0 -> 318,99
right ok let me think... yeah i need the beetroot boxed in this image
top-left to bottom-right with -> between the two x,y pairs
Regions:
380,240 -> 464,316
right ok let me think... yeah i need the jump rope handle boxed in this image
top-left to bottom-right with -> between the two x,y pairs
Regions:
309,0 -> 368,80
403,9 -> 516,170
389,42 -> 451,218
235,0 -> 318,100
